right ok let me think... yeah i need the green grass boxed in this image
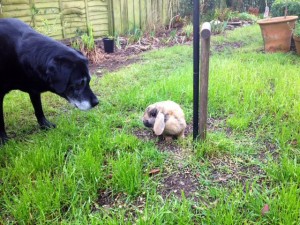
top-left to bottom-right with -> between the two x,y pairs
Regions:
0,24 -> 300,224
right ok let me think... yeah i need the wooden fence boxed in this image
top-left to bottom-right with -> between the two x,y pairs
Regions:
0,0 -> 179,39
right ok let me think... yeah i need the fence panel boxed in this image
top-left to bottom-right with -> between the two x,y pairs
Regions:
0,0 -> 178,39
111,0 -> 178,35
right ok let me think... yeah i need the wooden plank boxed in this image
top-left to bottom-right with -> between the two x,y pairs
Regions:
61,16 -> 85,22
93,30 -> 107,37
36,26 -> 63,36
162,0 -> 168,25
84,0 -> 89,33
107,0 -> 114,35
157,0 -> 162,24
133,0 -> 141,29
32,2 -> 60,9
58,0 -> 65,38
89,11 -> 108,18
62,1 -> 85,9
3,9 -> 31,17
127,0 -> 134,30
2,0 -> 28,4
37,7 -> 60,15
35,14 -> 61,21
145,0 -> 151,28
3,4 -> 30,11
8,16 -> 31,23
87,1 -> 107,7
140,0 -> 146,29
87,21 -> 107,27
112,0 -> 121,34
34,0 -> 57,3
88,5 -> 107,12
120,0 -> 128,33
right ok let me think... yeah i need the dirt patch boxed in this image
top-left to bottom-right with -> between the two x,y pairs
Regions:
213,41 -> 244,52
209,154 -> 267,187
134,128 -> 182,153
133,117 -> 225,153
158,170 -> 200,201
88,41 -> 143,75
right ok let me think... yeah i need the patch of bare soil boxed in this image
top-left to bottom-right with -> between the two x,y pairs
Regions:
88,42 -> 143,75
213,41 -> 244,52
158,170 -> 200,201
93,189 -> 147,219
209,155 -> 267,187
134,128 -> 183,153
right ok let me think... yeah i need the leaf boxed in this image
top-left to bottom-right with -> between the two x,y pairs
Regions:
149,168 -> 160,176
261,204 -> 270,216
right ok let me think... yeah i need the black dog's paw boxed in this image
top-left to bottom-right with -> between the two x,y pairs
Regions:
0,132 -> 9,146
38,118 -> 56,130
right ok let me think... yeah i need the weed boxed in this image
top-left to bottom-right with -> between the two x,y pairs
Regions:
210,21 -> 228,34
110,152 -> 143,196
71,24 -> 102,64
127,27 -> 143,45
182,23 -> 193,39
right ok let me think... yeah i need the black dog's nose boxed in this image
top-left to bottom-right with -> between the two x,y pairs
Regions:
91,96 -> 99,107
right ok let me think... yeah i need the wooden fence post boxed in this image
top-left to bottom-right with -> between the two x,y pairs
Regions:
199,22 -> 211,140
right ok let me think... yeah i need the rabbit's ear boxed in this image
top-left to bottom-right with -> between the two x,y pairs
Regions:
153,112 -> 165,135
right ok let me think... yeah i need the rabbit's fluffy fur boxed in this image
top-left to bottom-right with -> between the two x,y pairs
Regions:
142,100 -> 186,139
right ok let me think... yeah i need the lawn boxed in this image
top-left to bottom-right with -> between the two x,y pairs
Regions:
0,24 -> 299,224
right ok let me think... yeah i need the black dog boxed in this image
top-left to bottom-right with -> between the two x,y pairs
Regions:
0,18 -> 99,145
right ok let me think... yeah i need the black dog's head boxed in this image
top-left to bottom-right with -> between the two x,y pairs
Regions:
46,51 -> 99,110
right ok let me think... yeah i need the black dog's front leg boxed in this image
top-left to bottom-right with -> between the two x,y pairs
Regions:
29,93 -> 56,130
0,94 -> 9,145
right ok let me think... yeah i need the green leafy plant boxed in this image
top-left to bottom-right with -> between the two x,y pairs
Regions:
236,12 -> 258,22
71,24 -> 101,64
81,25 -> 95,51
127,27 -> 143,44
214,7 -> 234,21
103,33 -> 114,40
182,23 -> 193,39
114,34 -> 122,49
210,21 -> 228,34
271,1 -> 300,17
294,22 -> 300,37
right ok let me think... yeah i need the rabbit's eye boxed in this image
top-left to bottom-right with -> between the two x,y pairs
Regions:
150,108 -> 158,117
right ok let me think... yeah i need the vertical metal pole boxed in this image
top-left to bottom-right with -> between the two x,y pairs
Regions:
193,0 -> 200,141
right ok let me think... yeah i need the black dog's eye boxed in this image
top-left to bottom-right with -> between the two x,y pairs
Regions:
74,79 -> 86,90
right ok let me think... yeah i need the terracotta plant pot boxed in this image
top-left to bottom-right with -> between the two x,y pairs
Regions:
257,16 -> 298,53
293,35 -> 300,55
103,38 -> 114,53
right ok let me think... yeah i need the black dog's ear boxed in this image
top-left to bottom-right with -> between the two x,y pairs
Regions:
46,57 -> 73,94
74,49 -> 84,56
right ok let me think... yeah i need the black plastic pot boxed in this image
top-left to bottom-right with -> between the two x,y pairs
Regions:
103,38 -> 114,53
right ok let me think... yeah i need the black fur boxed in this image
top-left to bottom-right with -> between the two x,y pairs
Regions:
0,18 -> 99,145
